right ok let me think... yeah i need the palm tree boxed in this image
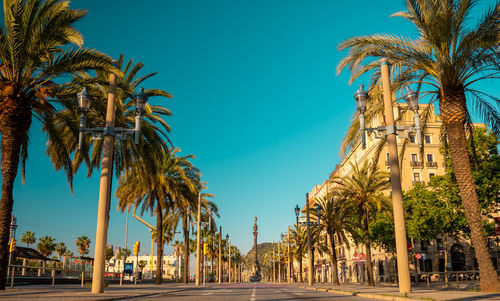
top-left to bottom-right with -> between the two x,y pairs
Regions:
55,242 -> 67,262
116,148 -> 197,285
37,236 -> 56,273
75,236 -> 91,256
291,225 -> 307,283
63,250 -> 73,270
172,240 -> 182,281
313,192 -> 358,285
337,0 -> 500,291
21,231 -> 36,249
332,161 -> 389,286
0,0 -> 113,288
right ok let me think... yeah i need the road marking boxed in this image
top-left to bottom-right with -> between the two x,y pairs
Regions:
250,287 -> 256,301
201,291 -> 214,295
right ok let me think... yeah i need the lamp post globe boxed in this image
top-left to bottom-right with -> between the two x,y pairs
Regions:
134,87 -> 148,115
353,84 -> 368,113
403,87 -> 419,111
77,87 -> 91,111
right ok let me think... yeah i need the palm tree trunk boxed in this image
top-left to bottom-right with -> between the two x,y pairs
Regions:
155,205 -> 163,284
299,255 -> 303,282
363,211 -> 375,286
182,213 -> 189,283
0,119 -> 27,290
329,231 -> 340,285
440,91 -> 500,292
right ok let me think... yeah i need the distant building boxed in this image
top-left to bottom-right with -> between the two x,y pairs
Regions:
106,253 -> 181,280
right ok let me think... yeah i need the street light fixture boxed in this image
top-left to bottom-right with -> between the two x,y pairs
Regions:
354,85 -> 422,149
77,87 -> 148,149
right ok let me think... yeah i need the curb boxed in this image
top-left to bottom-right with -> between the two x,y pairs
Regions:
298,285 -> 426,301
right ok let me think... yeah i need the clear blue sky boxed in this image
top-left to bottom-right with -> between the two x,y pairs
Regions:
11,0 -> 498,258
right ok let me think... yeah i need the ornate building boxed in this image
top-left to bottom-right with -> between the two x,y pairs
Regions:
297,104 -> 492,284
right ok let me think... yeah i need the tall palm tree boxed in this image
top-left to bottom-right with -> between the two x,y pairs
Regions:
313,192 -> 358,285
21,231 -> 36,249
37,236 -> 56,273
116,148 -> 197,285
75,236 -> 91,256
291,225 -> 307,283
332,161 -> 389,286
0,0 -> 113,288
55,242 -> 67,262
337,0 -> 500,291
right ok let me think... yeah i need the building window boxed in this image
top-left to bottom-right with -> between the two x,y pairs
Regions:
424,135 -> 431,144
429,173 -> 435,179
437,238 -> 443,250
409,134 -> 415,143
411,154 -> 418,161
427,154 -> 433,162
421,240 -> 428,251
386,153 -> 390,165
413,173 -> 421,182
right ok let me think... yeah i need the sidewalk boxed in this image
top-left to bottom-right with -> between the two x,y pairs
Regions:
0,283 -> 200,300
294,282 -> 500,301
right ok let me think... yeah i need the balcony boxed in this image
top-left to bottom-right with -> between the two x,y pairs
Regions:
410,161 -> 422,167
426,161 -> 438,168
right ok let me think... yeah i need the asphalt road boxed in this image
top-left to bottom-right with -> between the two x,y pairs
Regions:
138,283 -> 373,300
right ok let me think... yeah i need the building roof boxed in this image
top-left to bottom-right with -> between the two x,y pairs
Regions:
12,247 -> 59,262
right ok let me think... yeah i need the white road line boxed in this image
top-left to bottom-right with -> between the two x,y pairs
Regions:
250,287 -> 256,301
201,292 -> 214,295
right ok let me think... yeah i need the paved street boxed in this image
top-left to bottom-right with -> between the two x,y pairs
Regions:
136,283 -> 372,301
0,283 -> 374,301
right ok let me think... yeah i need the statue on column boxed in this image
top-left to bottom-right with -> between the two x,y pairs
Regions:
250,216 -> 262,282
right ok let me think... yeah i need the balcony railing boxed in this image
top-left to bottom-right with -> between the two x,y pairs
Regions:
410,161 -> 422,167
426,161 -> 437,168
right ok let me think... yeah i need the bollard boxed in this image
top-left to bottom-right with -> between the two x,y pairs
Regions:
120,272 -> 123,285
426,273 -> 430,288
10,267 -> 15,288
81,271 -> 84,288
456,272 -> 459,288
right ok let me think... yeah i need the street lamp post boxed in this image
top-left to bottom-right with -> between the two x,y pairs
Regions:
272,243 -> 275,283
81,64 -> 149,294
287,226 -> 291,284
278,240 -> 281,283
305,193 -> 313,287
196,193 -> 201,286
226,234 -> 231,283
218,227 -> 222,283
352,58 -> 418,294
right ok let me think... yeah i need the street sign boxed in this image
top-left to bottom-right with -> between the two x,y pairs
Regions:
415,253 -> 422,260
422,253 -> 426,260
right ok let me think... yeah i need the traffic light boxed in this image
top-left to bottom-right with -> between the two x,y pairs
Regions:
203,242 -> 208,255
133,241 -> 140,256
9,238 -> 16,253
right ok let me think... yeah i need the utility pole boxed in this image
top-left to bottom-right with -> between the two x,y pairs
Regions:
195,193 -> 201,286
381,58 -> 411,294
